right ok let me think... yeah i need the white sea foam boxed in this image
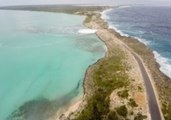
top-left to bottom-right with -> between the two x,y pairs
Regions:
110,25 -> 150,45
153,51 -> 171,79
101,6 -> 131,20
101,8 -> 151,46
101,8 -> 113,20
133,36 -> 150,45
109,25 -> 130,37
101,7 -> 171,79
78,29 -> 97,34
101,8 -> 130,37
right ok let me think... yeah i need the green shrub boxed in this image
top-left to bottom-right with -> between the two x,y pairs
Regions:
106,111 -> 119,120
128,98 -> 138,107
134,113 -> 147,120
117,89 -> 129,98
162,103 -> 171,120
77,90 -> 110,120
76,53 -> 130,120
116,105 -> 128,117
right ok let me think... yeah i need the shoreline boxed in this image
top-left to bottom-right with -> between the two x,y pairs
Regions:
57,9 -> 171,119
102,8 -> 171,80
56,9 -> 151,119
106,18 -> 171,120
83,11 -> 157,119
4,6 -> 171,120
54,55 -> 107,120
3,5 -> 170,120
84,10 -> 170,119
82,9 -> 171,119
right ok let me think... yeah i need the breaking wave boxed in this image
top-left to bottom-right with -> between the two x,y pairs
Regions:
78,29 -> 97,34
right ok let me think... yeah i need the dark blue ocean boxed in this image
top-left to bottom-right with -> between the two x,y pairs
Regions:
102,6 -> 171,78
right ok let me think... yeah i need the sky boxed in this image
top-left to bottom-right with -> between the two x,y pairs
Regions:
0,0 -> 171,6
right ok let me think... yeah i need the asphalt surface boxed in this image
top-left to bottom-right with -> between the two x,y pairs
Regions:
133,53 -> 162,120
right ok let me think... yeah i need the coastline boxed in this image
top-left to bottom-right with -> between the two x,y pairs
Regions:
57,9 -> 171,120
56,10 -> 151,119
82,10 -> 156,119
2,5 -> 170,120
81,9 -> 171,119
106,18 -> 171,120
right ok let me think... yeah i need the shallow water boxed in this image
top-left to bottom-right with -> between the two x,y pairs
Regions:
0,10 -> 105,120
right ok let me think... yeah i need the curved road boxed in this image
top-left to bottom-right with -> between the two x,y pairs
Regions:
132,52 -> 162,120
99,27 -> 162,120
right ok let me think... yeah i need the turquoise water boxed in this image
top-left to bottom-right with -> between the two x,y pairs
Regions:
0,10 -> 105,120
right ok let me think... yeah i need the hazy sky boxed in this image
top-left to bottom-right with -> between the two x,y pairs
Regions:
0,0 -> 171,6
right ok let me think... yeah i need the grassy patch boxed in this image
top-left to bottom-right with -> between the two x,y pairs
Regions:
76,54 -> 130,120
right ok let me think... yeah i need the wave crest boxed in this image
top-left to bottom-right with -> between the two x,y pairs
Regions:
101,8 -> 113,20
153,51 -> 171,79
78,29 -> 96,34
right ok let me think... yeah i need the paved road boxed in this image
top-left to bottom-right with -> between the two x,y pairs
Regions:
133,53 -> 162,120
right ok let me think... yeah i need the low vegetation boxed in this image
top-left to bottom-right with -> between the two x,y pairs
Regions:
134,113 -> 147,120
106,111 -> 119,120
120,36 -> 171,120
76,53 -> 130,120
128,98 -> 138,108
115,105 -> 128,117
162,103 -> 171,120
73,12 -> 149,120
117,89 -> 129,99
